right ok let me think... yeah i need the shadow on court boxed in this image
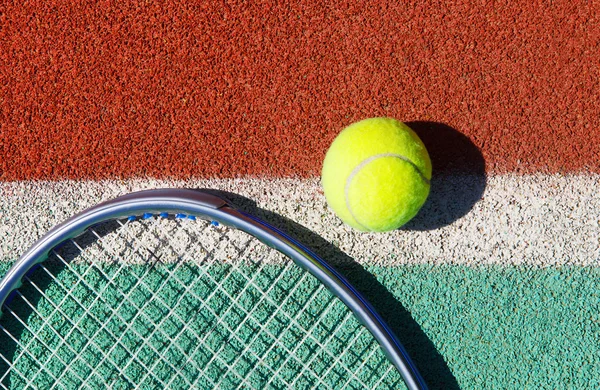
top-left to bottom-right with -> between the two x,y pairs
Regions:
203,189 -> 461,390
403,121 -> 487,231
0,221 -> 121,388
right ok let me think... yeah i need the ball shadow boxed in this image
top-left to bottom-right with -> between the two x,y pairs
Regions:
202,189 -> 461,390
403,121 -> 487,231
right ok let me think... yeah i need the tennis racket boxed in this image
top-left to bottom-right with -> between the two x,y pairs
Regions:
0,189 -> 427,389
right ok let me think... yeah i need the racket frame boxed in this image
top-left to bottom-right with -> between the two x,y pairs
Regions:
0,189 -> 427,390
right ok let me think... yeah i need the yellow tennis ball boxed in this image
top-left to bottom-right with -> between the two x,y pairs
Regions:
321,118 -> 432,232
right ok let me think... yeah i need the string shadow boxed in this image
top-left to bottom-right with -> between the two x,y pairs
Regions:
0,221 -> 121,388
403,121 -> 486,231
202,189 -> 461,390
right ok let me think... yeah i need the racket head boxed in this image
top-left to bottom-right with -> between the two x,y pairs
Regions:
0,189 -> 427,390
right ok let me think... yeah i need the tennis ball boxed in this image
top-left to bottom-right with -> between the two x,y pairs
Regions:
321,118 -> 431,232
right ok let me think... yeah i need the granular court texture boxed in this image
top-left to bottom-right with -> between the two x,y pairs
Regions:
1,1 -> 598,180
1,1 -> 600,389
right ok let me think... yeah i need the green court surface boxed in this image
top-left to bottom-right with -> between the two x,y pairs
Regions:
0,260 -> 403,390
1,261 -> 598,389
353,264 -> 600,389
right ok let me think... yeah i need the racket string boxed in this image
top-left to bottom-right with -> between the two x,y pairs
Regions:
52,223 -> 195,388
177,220 -> 327,388
1,215 -> 403,389
0,305 -> 66,389
183,220 -> 373,389
4,269 -> 113,390
27,256 -> 172,387
94,218 -> 209,387
96,217 -> 285,388
136,217 -> 266,388
10,219 -> 200,388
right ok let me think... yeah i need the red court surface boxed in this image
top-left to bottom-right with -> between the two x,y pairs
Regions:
1,1 -> 599,180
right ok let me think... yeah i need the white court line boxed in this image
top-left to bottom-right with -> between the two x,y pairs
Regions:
0,174 -> 599,267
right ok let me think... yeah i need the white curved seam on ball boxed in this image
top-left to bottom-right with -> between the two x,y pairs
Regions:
344,153 -> 430,231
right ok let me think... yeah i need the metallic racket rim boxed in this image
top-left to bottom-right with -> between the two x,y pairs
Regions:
0,188 -> 427,390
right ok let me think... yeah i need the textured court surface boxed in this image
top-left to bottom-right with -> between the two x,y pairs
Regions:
1,1 -> 599,389
1,1 -> 598,179
2,261 -> 599,389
